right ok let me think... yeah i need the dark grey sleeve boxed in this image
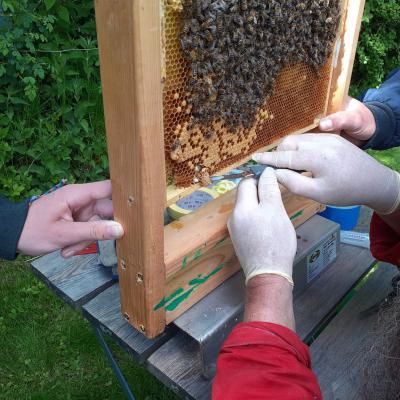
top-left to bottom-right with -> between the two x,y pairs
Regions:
0,196 -> 29,260
361,68 -> 400,150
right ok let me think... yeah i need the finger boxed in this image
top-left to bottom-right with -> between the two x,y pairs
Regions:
60,214 -> 101,257
277,135 -> 300,151
93,199 -> 114,218
258,168 -> 282,206
75,199 -> 114,222
64,181 -> 112,210
61,241 -> 95,258
319,111 -> 362,133
277,134 -> 327,151
275,169 -> 318,199
252,150 -> 313,171
56,219 -> 124,247
235,178 -> 258,210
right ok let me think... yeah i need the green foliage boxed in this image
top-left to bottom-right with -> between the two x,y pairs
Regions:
350,0 -> 400,96
0,0 -> 108,199
0,0 -> 399,199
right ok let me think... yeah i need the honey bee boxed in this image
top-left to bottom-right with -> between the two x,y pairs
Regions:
179,0 -> 342,132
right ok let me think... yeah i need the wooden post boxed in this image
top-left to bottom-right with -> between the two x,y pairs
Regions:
95,0 -> 166,338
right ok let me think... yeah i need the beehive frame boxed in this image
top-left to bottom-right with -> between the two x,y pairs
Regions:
95,0 -> 365,338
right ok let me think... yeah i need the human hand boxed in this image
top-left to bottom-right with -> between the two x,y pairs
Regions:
319,96 -> 376,147
17,180 -> 124,258
228,168 -> 297,285
253,134 -> 400,214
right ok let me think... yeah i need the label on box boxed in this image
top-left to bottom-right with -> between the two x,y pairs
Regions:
307,232 -> 337,283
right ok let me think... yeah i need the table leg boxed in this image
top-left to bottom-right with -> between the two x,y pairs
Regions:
91,322 -> 136,400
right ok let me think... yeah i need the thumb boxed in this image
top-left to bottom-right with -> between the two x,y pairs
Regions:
319,111 -> 362,134
276,169 -> 318,199
57,220 -> 124,247
258,167 -> 282,206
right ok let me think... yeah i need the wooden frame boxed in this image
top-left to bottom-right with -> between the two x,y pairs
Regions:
95,0 -> 365,338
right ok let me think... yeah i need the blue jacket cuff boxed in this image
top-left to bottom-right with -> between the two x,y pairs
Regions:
362,102 -> 397,150
0,198 -> 30,260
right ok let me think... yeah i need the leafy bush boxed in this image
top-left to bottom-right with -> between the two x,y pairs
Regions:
0,0 -> 107,199
0,0 -> 399,199
351,0 -> 400,96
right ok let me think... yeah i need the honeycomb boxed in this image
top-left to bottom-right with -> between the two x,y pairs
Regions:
163,0 -> 342,187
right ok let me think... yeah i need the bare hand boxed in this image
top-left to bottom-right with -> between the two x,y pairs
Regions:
319,96 -> 376,147
17,180 -> 124,258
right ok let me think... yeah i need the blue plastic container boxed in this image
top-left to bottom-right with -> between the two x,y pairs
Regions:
318,205 -> 361,230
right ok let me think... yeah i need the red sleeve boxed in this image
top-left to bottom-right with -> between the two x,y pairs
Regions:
212,322 -> 322,400
370,212 -> 400,266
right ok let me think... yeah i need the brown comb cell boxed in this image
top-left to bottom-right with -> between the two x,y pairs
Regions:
163,0 -> 342,187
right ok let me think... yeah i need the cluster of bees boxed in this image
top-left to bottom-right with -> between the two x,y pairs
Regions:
180,0 -> 341,132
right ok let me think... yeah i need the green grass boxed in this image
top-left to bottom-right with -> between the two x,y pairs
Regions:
368,147 -> 400,172
0,259 -> 178,400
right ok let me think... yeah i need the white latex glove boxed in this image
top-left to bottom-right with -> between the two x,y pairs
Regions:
228,168 -> 297,285
253,134 -> 400,215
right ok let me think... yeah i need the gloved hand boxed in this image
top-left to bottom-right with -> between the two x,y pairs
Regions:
17,180 -> 124,257
319,96 -> 376,147
253,134 -> 400,215
228,168 -> 297,286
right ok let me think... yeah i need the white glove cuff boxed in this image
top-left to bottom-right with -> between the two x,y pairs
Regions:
379,172 -> 400,216
245,270 -> 294,287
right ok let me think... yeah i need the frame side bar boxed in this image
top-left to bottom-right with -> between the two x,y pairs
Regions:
328,0 -> 365,113
95,0 -> 166,338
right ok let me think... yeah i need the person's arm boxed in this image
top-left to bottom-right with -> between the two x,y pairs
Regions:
379,206 -> 400,237
1,180 -> 124,260
212,169 -> 322,400
253,134 -> 400,227
244,274 -> 294,330
362,68 -> 400,150
0,196 -> 30,260
369,212 -> 400,266
319,68 -> 400,150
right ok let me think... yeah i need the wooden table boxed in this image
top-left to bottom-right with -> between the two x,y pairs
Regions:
31,209 -> 396,399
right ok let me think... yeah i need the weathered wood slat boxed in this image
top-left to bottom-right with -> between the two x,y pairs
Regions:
147,244 -> 376,399
147,331 -> 210,400
82,284 -> 177,363
311,263 -> 398,400
31,252 -> 114,309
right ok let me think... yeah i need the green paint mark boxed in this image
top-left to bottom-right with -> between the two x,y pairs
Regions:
182,255 -> 188,269
165,288 -> 195,311
188,263 -> 225,286
193,248 -> 202,261
153,263 -> 227,312
153,287 -> 185,311
214,237 -> 227,248
290,210 -> 304,221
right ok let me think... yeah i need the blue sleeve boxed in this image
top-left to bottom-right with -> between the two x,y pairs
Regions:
360,68 -> 400,150
0,196 -> 29,260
